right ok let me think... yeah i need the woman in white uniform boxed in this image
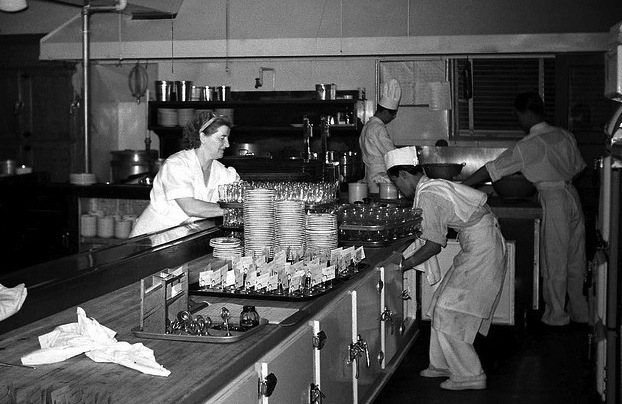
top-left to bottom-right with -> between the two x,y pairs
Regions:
462,91 -> 588,327
385,146 -> 507,391
131,111 -> 239,236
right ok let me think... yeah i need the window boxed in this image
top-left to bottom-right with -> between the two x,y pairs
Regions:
452,56 -> 556,139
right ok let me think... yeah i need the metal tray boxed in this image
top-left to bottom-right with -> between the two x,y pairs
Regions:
339,216 -> 422,231
189,263 -> 369,301
132,318 -> 269,344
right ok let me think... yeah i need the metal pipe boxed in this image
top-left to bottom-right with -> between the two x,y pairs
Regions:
82,7 -> 89,172
82,0 -> 127,173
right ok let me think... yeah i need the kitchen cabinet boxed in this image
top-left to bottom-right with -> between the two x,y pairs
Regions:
207,367 -> 258,404
147,91 -> 365,158
420,239 -> 516,325
0,63 -> 79,183
256,323 -> 315,403
312,292 -> 355,403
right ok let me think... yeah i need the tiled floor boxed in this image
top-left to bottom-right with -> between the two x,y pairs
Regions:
374,313 -> 600,404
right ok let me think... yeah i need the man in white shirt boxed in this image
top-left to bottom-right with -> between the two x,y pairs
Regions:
359,79 -> 401,193
462,91 -> 588,327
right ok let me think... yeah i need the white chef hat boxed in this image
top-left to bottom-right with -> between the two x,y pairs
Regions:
378,79 -> 402,110
384,146 -> 419,171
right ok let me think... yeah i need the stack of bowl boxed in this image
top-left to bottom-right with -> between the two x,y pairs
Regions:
157,108 -> 178,127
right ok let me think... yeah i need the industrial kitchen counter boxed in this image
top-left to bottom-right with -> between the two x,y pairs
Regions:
0,227 -> 417,404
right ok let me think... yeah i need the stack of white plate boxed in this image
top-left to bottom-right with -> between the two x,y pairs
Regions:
274,200 -> 305,258
69,172 -> 97,186
243,188 -> 276,259
305,213 -> 338,256
177,109 -> 195,126
157,108 -> 178,127
210,237 -> 243,260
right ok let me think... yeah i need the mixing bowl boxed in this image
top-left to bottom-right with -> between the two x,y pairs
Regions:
492,173 -> 537,198
422,163 -> 465,180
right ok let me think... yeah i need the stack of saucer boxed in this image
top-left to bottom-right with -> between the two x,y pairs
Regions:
210,237 -> 243,260
243,188 -> 275,259
274,200 -> 305,258
157,108 -> 178,127
69,173 -> 97,186
305,213 -> 338,256
177,109 -> 195,126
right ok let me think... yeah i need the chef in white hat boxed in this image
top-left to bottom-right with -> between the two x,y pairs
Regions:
359,78 -> 402,193
384,147 -> 507,391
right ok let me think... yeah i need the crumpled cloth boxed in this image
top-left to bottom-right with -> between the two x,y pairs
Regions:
20,307 -> 170,377
0,283 -> 27,322
402,238 -> 442,286
371,172 -> 392,184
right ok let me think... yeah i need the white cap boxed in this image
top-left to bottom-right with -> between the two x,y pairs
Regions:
384,147 -> 419,170
378,79 -> 402,110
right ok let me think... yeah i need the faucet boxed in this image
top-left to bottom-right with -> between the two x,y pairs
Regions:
303,116 -> 314,161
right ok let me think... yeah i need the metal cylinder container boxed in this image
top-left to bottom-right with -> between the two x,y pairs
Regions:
155,80 -> 173,101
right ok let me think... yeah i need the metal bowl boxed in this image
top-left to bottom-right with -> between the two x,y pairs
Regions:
492,173 -> 537,198
421,163 -> 465,180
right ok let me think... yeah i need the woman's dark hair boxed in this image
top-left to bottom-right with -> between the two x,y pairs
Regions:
181,111 -> 232,150
514,91 -> 545,116
387,164 -> 423,178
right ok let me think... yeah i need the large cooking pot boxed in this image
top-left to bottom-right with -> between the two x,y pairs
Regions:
232,143 -> 262,156
110,150 -> 158,183
493,173 -> 536,198
339,151 -> 362,183
422,163 -> 465,180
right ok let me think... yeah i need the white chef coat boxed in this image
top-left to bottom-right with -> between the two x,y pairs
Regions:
485,121 -> 588,325
416,177 -> 507,343
359,116 -> 396,193
131,149 -> 238,236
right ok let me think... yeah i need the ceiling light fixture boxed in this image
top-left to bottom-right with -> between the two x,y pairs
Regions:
0,0 -> 28,12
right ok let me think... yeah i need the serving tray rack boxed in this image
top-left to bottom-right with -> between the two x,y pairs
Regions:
134,266 -> 268,343
189,262 -> 369,301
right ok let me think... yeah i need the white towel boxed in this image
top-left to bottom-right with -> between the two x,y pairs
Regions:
21,307 -> 170,377
402,238 -> 442,286
0,283 -> 27,322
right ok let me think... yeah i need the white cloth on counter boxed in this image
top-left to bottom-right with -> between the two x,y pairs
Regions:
402,238 -> 442,286
20,307 -> 170,377
0,283 -> 27,322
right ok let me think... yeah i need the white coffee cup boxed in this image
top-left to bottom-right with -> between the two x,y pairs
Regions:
81,214 -> 97,237
348,182 -> 368,204
379,183 -> 398,199
97,216 -> 115,238
115,220 -> 132,239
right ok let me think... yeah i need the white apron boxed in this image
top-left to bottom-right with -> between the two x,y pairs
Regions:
428,213 -> 507,342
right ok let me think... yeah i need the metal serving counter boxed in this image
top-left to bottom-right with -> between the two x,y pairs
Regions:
0,222 -> 416,404
0,219 -> 219,334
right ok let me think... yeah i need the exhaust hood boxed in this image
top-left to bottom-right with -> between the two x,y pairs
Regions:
45,0 -> 182,19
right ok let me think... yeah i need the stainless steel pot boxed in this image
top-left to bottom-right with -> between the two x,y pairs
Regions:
232,143 -> 262,156
339,151 -> 362,183
0,159 -> 16,176
110,150 -> 159,183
